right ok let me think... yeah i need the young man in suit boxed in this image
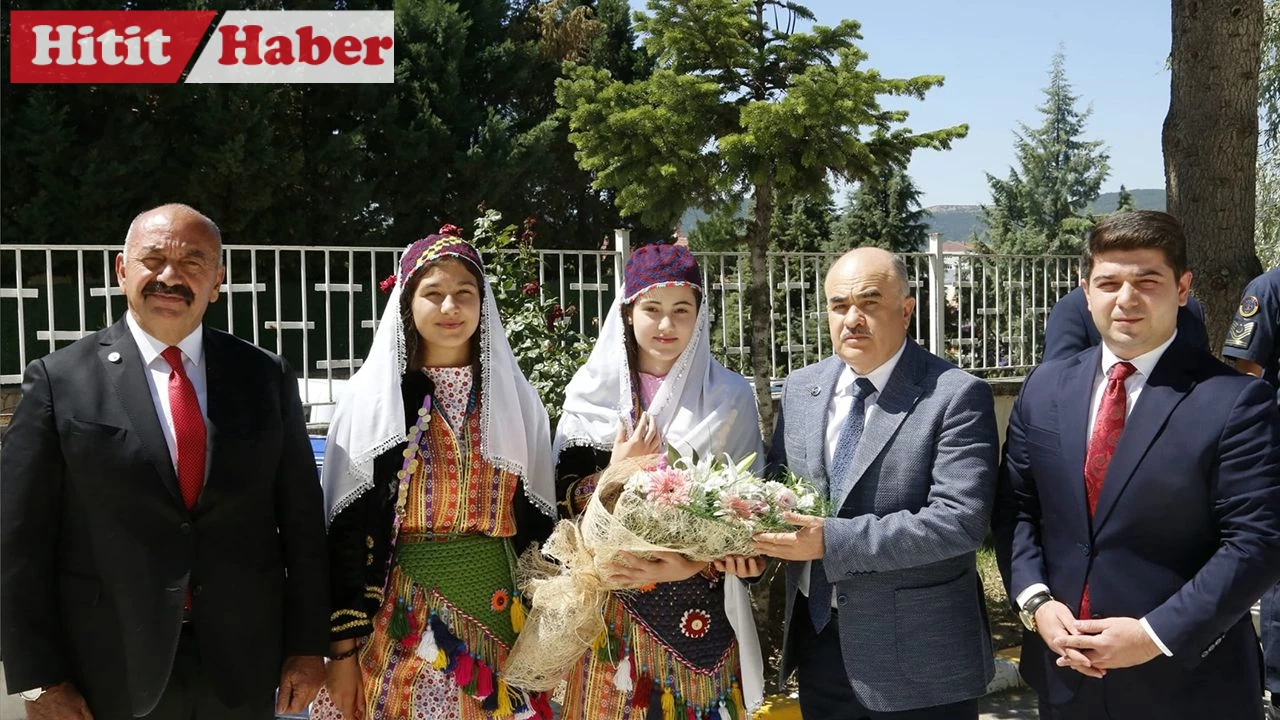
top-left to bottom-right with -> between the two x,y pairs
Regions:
755,247 -> 999,720
2,204 -> 329,720
995,210 -> 1280,719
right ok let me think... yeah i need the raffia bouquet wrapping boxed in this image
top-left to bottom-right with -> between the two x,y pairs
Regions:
502,452 -> 826,690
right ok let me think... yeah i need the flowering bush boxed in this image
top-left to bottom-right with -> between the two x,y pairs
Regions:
467,210 -> 592,424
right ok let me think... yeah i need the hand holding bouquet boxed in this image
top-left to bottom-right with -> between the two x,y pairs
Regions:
502,451 -> 826,690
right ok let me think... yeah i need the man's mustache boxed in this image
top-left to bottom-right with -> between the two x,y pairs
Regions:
142,281 -> 195,304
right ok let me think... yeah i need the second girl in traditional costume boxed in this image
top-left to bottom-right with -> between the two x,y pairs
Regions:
554,243 -> 766,719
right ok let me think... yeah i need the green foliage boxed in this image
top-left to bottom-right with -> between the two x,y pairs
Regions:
555,0 -> 968,227
978,51 -> 1110,255
1115,185 -> 1137,213
0,0 -> 655,249
468,210 -> 592,424
830,165 -> 931,253
1262,0 -> 1280,149
772,190 -> 836,252
1258,148 -> 1280,268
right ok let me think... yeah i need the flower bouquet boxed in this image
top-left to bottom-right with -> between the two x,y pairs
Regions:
501,451 -> 826,691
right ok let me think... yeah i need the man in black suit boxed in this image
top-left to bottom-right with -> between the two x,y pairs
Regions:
2,204 -> 329,720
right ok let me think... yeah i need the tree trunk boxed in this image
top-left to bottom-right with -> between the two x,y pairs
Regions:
747,181 -> 777,445
1164,0 -> 1264,349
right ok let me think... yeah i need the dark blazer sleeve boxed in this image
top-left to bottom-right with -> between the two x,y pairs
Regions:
0,359 -> 70,691
1043,292 -> 1091,363
1144,379 -> 1280,660
273,357 -> 330,657
993,372 -> 1045,605
1181,297 -> 1210,353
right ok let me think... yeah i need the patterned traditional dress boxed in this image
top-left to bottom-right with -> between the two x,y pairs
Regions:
317,368 -> 553,720
553,373 -> 749,720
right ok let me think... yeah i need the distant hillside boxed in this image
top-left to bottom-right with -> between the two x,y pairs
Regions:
676,188 -> 1167,244
923,188 -> 1166,242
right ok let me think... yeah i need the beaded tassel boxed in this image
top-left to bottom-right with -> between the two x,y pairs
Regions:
510,591 -> 526,633
612,651 -> 634,693
476,660 -> 495,699
388,597 -> 409,641
630,674 -> 653,709
495,680 -> 514,718
730,681 -> 745,719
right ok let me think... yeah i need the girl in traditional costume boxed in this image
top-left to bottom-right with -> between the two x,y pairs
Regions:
553,243 -> 766,720
316,229 -> 557,720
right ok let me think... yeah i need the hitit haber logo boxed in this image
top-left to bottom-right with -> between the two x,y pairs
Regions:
10,10 -> 395,84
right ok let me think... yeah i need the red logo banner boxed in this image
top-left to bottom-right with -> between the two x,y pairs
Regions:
9,11 -> 216,84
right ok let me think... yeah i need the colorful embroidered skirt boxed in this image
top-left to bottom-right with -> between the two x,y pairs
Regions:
316,534 -> 550,720
559,575 -> 747,720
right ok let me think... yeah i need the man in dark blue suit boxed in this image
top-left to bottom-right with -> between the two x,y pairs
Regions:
994,210 -> 1280,720
1042,285 -> 1209,362
1221,267 -> 1280,716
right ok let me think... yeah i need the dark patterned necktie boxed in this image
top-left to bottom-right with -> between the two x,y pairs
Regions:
1079,361 -> 1136,619
810,377 -> 877,632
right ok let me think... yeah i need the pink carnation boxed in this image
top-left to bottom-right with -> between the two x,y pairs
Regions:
644,468 -> 691,508
719,494 -> 756,520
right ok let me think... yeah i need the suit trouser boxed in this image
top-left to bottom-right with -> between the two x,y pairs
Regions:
137,624 -> 274,720
792,599 -> 978,720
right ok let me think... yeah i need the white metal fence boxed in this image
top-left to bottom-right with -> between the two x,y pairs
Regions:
0,237 -> 1081,406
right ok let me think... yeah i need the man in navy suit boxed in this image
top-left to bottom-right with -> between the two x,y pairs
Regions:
994,210 -> 1280,719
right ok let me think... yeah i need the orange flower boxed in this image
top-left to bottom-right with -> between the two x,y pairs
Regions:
491,588 -> 510,613
636,583 -> 657,593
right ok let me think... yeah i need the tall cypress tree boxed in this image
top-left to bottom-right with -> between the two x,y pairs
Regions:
979,51 -> 1110,255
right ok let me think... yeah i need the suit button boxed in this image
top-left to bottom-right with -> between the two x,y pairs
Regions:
1079,543 -> 1091,556
179,522 -> 192,535
837,594 -> 848,606
1091,612 -> 1102,619
192,584 -> 204,596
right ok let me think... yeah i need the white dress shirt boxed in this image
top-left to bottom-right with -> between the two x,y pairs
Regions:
1016,332 -> 1177,656
801,339 -> 908,605
125,312 -> 209,472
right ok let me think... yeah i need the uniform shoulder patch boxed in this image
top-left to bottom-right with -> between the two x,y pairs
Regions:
1239,295 -> 1260,318
1225,318 -> 1256,349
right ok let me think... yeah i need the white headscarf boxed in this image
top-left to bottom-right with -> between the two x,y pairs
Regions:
553,281 -> 766,711
322,239 -> 556,524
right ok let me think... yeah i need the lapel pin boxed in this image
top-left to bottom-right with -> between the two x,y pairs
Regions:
810,385 -> 821,396
107,351 -> 122,363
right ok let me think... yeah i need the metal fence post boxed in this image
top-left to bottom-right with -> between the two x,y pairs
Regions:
927,233 -> 946,357
613,228 -> 631,297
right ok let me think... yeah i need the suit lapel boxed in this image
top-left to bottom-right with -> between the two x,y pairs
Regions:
200,329 -> 236,512
804,357 -> 845,499
834,340 -> 925,509
1060,347 -> 1099,533
99,319 -> 184,507
1091,346 -> 1194,533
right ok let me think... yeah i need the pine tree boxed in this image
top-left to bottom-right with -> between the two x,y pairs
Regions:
771,190 -> 836,253
979,50 -> 1109,255
1116,184 -> 1137,213
830,165 -> 931,253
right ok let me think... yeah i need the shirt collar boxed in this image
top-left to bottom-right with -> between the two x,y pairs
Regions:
1099,330 -> 1177,381
125,311 -> 204,369
836,338 -> 908,396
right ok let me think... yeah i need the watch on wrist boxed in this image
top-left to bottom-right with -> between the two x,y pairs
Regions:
1019,591 -> 1054,632
18,687 -> 47,702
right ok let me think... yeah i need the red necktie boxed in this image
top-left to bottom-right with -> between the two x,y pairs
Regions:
1079,361 -> 1136,618
162,346 -> 206,509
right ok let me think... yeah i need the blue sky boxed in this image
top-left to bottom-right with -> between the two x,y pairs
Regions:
628,0 -> 1173,207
